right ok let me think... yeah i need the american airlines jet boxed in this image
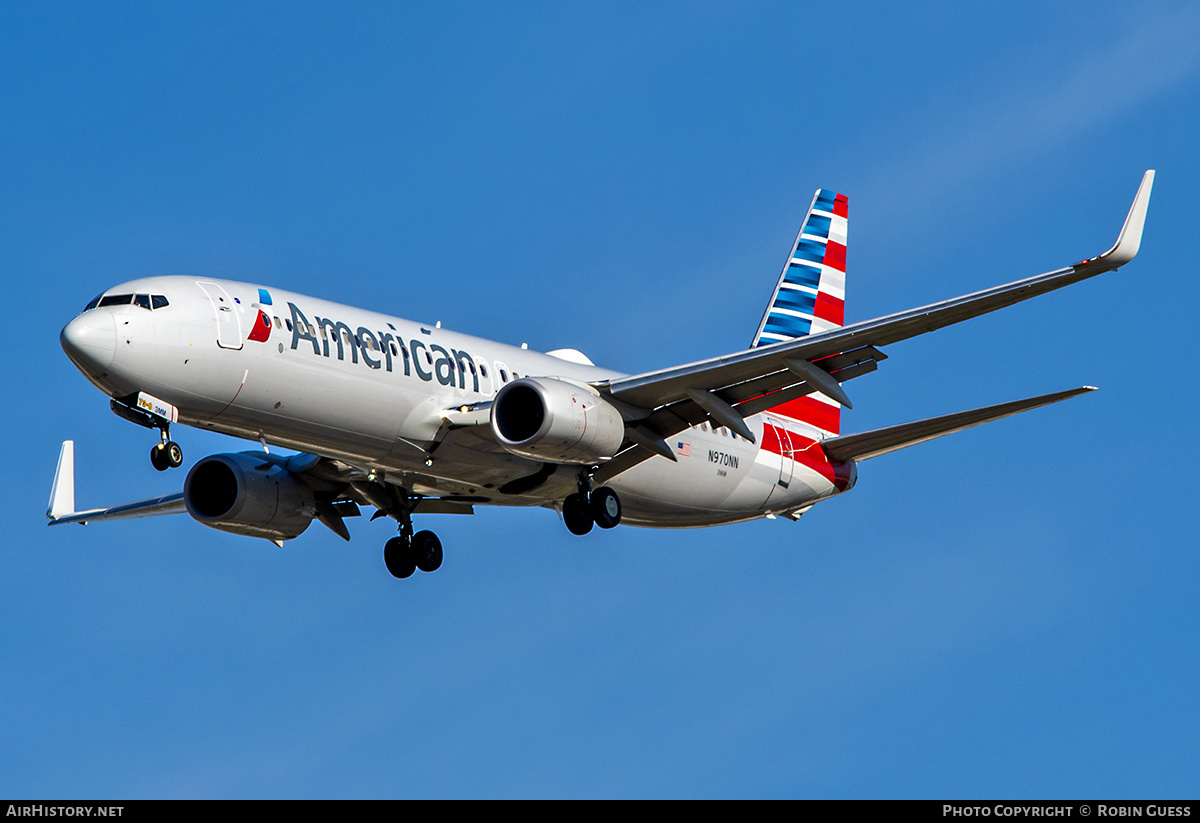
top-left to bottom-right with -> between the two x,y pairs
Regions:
48,172 -> 1155,578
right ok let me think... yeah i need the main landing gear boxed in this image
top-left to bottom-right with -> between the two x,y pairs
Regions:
381,509 -> 443,579
562,476 -> 622,536
351,479 -> 445,580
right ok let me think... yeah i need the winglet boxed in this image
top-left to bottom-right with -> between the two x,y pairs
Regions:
1082,170 -> 1154,269
47,440 -> 77,521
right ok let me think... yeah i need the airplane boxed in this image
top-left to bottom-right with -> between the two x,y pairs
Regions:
47,171 -> 1155,579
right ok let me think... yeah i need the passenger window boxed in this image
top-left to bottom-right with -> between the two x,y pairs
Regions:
274,317 -> 282,329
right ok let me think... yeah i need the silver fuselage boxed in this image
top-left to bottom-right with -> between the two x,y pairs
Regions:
61,276 -> 847,527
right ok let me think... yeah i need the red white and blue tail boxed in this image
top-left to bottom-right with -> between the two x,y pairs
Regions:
752,188 -> 848,437
751,188 -> 847,348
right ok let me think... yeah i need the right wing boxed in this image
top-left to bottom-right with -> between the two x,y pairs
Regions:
46,440 -> 187,525
46,441 -> 474,541
592,171 -> 1154,482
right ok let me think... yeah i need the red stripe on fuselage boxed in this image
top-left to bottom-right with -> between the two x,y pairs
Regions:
767,395 -> 840,434
760,423 -> 835,484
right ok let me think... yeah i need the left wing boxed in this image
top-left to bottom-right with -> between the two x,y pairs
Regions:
592,171 -> 1153,481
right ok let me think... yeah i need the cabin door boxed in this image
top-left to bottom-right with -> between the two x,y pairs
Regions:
196,281 -> 244,350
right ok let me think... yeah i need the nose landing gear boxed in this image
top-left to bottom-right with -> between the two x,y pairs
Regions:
109,394 -> 185,471
149,435 -> 183,472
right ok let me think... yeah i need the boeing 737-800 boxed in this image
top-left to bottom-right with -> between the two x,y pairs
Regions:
47,172 -> 1155,578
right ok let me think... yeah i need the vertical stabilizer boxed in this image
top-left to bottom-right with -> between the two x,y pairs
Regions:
751,188 -> 847,348
752,189 -> 848,437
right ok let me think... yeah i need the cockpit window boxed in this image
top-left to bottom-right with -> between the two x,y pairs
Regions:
84,292 -> 170,312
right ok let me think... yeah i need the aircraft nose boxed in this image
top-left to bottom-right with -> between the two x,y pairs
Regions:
61,310 -> 116,374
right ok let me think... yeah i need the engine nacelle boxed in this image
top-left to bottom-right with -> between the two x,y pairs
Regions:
491,377 -> 626,464
184,453 -> 316,542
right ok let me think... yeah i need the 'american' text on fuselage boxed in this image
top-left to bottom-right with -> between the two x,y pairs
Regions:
287,302 -> 484,392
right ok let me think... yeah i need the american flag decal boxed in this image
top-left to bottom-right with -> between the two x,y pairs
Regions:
676,441 -> 691,457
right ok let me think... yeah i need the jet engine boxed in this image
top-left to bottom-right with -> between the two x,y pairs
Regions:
184,453 -> 316,541
491,377 -> 626,464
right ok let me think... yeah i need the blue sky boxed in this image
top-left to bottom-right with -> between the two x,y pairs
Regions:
3,1 -> 1198,799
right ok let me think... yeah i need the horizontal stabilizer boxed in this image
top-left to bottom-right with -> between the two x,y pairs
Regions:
821,387 -> 1096,463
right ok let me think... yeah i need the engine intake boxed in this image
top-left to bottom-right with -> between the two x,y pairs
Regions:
184,453 -> 316,541
491,377 -> 626,464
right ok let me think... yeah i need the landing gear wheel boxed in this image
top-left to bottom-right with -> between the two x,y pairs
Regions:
383,536 -> 417,579
591,486 -> 621,529
413,530 -> 443,573
150,443 -> 169,471
150,441 -> 183,471
563,492 -> 594,535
